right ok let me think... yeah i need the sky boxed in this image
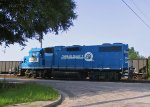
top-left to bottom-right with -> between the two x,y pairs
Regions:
1,0 -> 150,61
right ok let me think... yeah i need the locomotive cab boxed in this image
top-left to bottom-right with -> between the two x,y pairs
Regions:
24,48 -> 44,67
28,48 -> 44,64
19,48 -> 44,76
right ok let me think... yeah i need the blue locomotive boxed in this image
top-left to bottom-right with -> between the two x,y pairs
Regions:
20,43 -> 129,80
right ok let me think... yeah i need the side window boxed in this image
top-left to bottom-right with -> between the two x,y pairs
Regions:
66,47 -> 80,51
32,52 -> 37,57
40,51 -> 44,57
24,58 -> 26,63
99,46 -> 122,52
44,48 -> 53,53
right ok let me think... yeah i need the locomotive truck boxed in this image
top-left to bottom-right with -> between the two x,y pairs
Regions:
19,43 -> 129,81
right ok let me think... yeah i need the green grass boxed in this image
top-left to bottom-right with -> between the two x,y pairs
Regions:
0,82 -> 59,106
147,77 -> 150,80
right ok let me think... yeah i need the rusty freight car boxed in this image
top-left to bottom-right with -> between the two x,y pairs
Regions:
129,59 -> 148,80
0,61 -> 20,74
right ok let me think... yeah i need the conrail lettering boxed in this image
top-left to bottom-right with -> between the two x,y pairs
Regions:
61,55 -> 84,60
61,52 -> 94,61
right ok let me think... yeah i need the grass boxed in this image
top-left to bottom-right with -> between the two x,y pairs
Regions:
147,77 -> 150,80
0,82 -> 59,106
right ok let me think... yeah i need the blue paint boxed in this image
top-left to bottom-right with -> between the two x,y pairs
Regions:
20,43 -> 128,72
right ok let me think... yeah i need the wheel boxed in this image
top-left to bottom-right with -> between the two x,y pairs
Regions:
33,73 -> 37,78
25,70 -> 32,78
47,71 -> 52,79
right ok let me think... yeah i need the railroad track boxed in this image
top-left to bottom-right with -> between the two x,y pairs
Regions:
0,74 -> 150,83
119,79 -> 150,83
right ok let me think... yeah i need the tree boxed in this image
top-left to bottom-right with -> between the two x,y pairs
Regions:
128,47 -> 140,59
147,56 -> 150,77
0,0 -> 77,46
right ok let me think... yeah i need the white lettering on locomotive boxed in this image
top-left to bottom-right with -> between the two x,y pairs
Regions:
61,52 -> 94,61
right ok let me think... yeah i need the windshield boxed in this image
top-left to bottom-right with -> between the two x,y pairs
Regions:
29,51 -> 39,62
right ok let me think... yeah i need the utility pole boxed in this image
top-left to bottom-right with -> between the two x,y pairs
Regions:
39,34 -> 43,48
40,37 -> 42,48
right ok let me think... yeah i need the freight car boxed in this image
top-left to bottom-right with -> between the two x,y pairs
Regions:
128,59 -> 148,80
19,43 -> 129,81
0,61 -> 20,74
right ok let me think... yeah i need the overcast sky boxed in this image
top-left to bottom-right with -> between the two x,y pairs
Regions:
1,0 -> 150,61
